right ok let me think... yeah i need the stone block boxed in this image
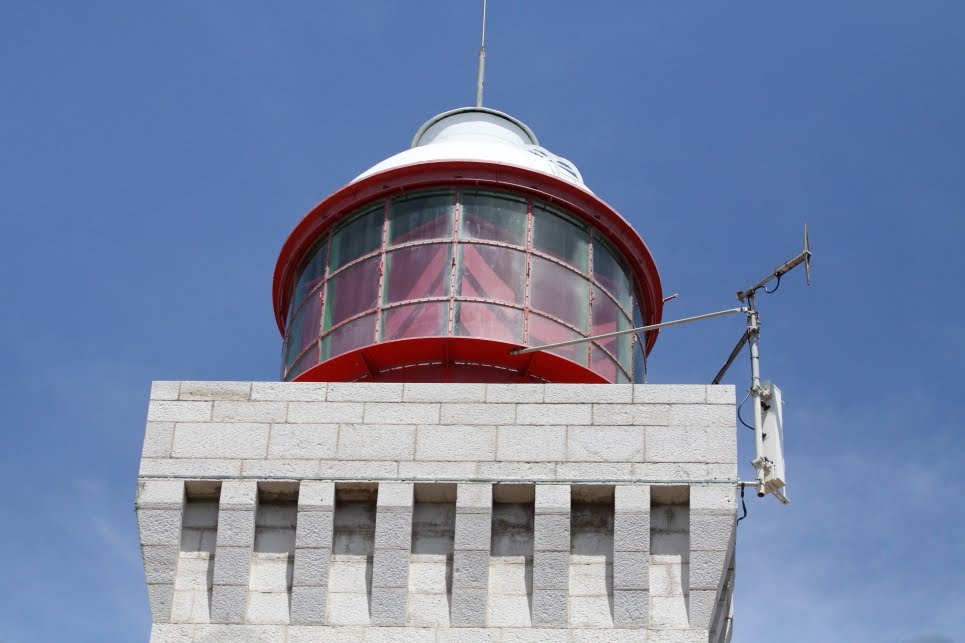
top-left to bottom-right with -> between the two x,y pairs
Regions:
148,400 -> 212,422
568,426 -> 644,462
364,402 -> 439,424
650,595 -> 689,629
250,382 -> 327,402
399,461 -> 479,479
377,482 -> 414,509
705,385 -> 736,405
172,423 -> 269,459
211,401 -> 287,422
328,558 -> 371,591
486,384 -> 544,403
289,626 -> 366,642
216,511 -> 255,547
440,403 -> 515,425
406,592 -> 451,627
436,628 -> 499,642
246,590 -> 291,624
567,594 -> 614,628
649,631 -> 710,643
516,403 -> 591,425
456,483 -> 492,511
543,383 -> 632,404
150,381 -> 181,401
612,589 -> 649,627
326,591 -> 373,626
146,582 -> 175,623
372,549 -> 410,588
688,589 -> 720,628
407,557 -> 450,593
533,514 -> 569,551
690,484 -> 737,512
142,545 -> 180,584
452,550 -> 490,589
139,458 -> 243,478
364,626 -> 437,642
374,512 -> 413,549
210,583 -> 248,623
241,459 -> 319,478
613,514 -> 650,554
613,550 -> 649,590
690,549 -> 728,590
592,403 -> 671,426
486,593 -> 531,627
288,402 -> 364,423
415,425 -> 496,461
453,512 -> 491,550
689,513 -> 736,551
142,422 -> 175,458
535,484 -> 571,513
531,589 -> 567,626
289,585 -> 327,625
338,424 -> 415,461
646,426 -> 707,463
138,509 -> 183,545
633,384 -> 706,404
249,557 -> 292,593
136,480 -> 185,510
295,511 -> 334,549
449,585 -> 488,627
212,545 -> 252,586
477,461 -> 555,479
667,404 -> 734,427
318,459 -> 399,478
220,480 -> 257,510
615,485 -> 651,514
632,462 -> 706,480
298,481 -> 335,511
178,381 -> 251,401
403,383 -> 486,402
556,462 -> 633,480
531,551 -> 568,590
370,586 -> 408,625
328,382 -> 403,402
496,426 -> 566,462
293,547 -> 331,587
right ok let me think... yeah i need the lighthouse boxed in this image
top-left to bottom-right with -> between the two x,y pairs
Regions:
136,105 -> 739,641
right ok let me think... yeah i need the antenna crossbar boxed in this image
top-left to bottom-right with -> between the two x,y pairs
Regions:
509,307 -> 746,356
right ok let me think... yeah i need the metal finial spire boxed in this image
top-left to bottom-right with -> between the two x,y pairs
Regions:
475,0 -> 487,106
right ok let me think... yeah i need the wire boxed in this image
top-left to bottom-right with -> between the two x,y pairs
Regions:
737,392 -> 754,431
737,483 -> 748,522
763,273 -> 782,294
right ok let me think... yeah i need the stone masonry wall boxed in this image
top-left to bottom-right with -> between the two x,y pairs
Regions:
137,382 -> 738,643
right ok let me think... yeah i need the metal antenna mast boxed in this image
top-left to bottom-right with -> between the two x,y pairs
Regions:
475,0 -> 488,106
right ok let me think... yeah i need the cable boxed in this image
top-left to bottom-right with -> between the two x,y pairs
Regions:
737,483 -> 748,522
763,273 -> 782,294
737,392 -> 754,431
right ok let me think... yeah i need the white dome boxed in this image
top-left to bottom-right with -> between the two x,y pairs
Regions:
352,107 -> 590,192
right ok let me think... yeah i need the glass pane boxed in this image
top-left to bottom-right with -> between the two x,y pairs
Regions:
285,292 -> 323,368
291,238 -> 328,317
458,245 -> 525,305
329,206 -> 383,270
389,191 -> 455,245
456,302 -> 524,344
322,313 -> 376,360
590,344 -> 620,383
528,314 -> 588,365
384,244 -> 451,304
460,191 -> 527,246
632,335 -> 647,384
286,344 -> 318,381
323,257 -> 380,330
593,236 -> 631,310
532,204 -> 588,272
382,302 -> 449,341
529,256 -> 589,332
592,286 -> 631,368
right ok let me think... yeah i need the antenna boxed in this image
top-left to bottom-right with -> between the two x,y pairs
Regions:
716,225 -> 813,504
475,0 -> 488,106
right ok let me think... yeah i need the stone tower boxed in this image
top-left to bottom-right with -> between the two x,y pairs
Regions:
136,106 -> 738,642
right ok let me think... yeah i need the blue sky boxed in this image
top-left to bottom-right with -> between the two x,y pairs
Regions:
1,2 -> 963,641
